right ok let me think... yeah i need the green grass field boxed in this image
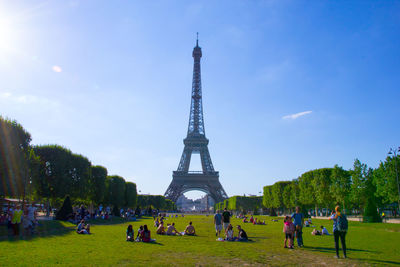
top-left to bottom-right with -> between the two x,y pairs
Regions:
1,215 -> 399,266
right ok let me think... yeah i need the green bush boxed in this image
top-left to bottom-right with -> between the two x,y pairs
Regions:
363,197 -> 382,223
56,195 -> 73,221
112,205 -> 120,217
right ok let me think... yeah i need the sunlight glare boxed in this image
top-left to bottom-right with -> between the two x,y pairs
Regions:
0,17 -> 17,52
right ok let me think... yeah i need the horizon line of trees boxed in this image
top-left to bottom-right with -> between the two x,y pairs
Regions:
0,116 -> 160,210
261,157 -> 399,221
215,196 -> 263,214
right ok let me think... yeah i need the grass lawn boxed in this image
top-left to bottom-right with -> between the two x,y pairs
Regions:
0,215 -> 399,266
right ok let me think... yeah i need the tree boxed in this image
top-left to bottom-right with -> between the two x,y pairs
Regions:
271,181 -> 291,212
373,156 -> 400,206
331,165 -> 351,211
263,185 -> 277,216
89,165 -> 107,204
350,159 -> 369,213
0,117 -> 32,198
262,185 -> 274,209
298,170 -> 316,214
125,182 -> 137,208
313,168 -> 333,216
34,145 -> 91,200
56,195 -> 73,220
106,175 -> 126,208
225,196 -> 263,213
283,181 -> 299,213
363,196 -> 381,222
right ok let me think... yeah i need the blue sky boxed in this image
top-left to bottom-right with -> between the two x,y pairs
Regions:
1,1 -> 399,200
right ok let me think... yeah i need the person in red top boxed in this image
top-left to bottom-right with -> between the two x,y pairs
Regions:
141,224 -> 151,242
283,216 -> 295,249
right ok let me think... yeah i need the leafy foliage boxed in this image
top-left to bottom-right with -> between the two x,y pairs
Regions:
125,182 -> 137,208
89,165 -> 108,204
137,195 -> 175,210
0,117 -> 32,198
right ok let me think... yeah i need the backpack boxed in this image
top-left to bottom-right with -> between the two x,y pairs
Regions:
337,215 -> 348,232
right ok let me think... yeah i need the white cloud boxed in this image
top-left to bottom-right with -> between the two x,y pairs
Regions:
0,92 -> 58,107
52,65 -> 62,73
282,110 -> 312,120
0,92 -> 12,98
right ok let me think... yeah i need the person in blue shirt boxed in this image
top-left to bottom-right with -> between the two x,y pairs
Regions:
214,210 -> 222,237
329,206 -> 347,259
291,206 -> 304,247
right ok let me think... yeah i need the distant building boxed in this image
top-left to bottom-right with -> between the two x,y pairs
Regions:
176,194 -> 215,211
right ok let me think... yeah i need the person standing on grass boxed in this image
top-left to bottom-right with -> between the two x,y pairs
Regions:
12,205 -> 23,236
214,210 -> 223,237
27,203 -> 37,234
222,208 -> 231,231
283,216 -> 295,249
329,206 -> 347,259
291,206 -> 304,247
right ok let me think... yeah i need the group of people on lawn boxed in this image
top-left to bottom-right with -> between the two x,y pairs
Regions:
2,203 -> 37,236
154,214 -> 196,236
214,208 -> 248,241
282,205 -> 347,259
124,221 -> 195,242
75,204 -> 347,259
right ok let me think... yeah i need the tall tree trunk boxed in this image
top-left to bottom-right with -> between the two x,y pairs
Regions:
315,204 -> 318,217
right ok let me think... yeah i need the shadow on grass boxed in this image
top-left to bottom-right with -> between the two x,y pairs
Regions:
88,217 -> 134,226
305,245 -> 400,265
0,220 -> 75,242
305,245 -> 374,253
141,241 -> 164,246
355,258 -> 400,266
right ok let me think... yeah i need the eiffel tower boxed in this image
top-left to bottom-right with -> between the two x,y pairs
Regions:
164,35 -> 228,203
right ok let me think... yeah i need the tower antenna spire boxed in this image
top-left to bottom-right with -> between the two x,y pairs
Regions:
196,32 -> 199,46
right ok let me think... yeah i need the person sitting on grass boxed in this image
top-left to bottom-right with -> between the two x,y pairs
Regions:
236,225 -> 248,241
249,215 -> 254,223
77,219 -> 91,234
136,225 -> 144,241
154,218 -> 160,228
156,222 -> 166,235
184,221 -> 196,236
320,225 -> 330,235
242,216 -> 248,223
311,228 -> 321,235
126,225 -> 134,241
166,222 -> 182,236
140,224 -> 151,242
225,224 -> 235,241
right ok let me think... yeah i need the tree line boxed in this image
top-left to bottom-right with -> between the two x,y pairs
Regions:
137,195 -> 176,211
215,196 -> 263,214
262,157 -> 399,221
0,116 -> 140,209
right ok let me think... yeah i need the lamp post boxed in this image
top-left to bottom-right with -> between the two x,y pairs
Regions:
388,147 -> 400,216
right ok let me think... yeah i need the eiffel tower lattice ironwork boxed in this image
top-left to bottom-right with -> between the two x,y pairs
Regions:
164,36 -> 228,203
